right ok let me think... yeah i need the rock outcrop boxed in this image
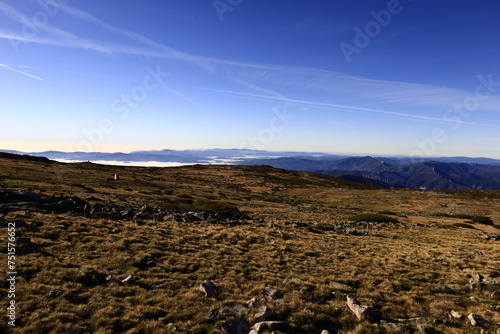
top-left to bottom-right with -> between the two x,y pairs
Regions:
346,295 -> 382,323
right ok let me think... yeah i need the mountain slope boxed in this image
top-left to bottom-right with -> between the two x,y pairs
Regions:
3,149 -> 500,190
1,153 -> 500,333
317,161 -> 500,190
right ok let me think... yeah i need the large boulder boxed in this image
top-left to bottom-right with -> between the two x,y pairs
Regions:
470,274 -> 485,290
77,267 -> 107,287
221,317 -> 251,334
200,280 -> 219,297
4,190 -> 42,203
346,295 -> 382,323
264,287 -> 283,300
251,306 -> 272,324
249,321 -> 289,334
468,313 -> 487,326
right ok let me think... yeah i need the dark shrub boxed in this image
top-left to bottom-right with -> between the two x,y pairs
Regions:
453,223 -> 476,229
471,216 -> 494,225
348,214 -> 400,224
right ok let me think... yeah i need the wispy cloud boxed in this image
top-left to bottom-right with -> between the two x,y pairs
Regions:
229,76 -> 286,99
229,67 -> 500,111
0,1 -> 214,69
158,82 -> 200,106
205,88 -> 500,128
2,1 -> 498,117
0,1 -> 26,22
55,2 -> 215,71
0,1 -> 290,72
0,63 -> 45,81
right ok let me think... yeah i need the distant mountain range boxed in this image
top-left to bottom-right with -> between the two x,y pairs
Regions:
237,156 -> 500,190
0,149 -> 337,164
2,148 -> 500,190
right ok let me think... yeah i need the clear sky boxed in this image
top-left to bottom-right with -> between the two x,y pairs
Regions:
1,0 -> 499,158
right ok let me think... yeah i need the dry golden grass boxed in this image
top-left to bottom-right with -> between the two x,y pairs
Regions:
0,155 -> 499,333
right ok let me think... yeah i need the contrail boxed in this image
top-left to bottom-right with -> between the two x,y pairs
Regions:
0,63 -> 45,81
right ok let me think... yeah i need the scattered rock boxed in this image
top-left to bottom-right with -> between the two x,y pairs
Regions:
182,212 -> 200,223
221,317 -> 251,334
284,221 -> 310,228
75,305 -> 93,318
200,280 -> 219,298
48,289 -> 64,298
206,303 -> 248,322
346,295 -> 382,323
470,274 -> 485,290
57,199 -> 77,212
79,267 -> 96,276
249,321 -> 289,334
450,310 -> 464,319
380,320 -> 411,334
417,324 -> 436,333
345,228 -> 368,236
134,256 -> 156,270
303,306 -> 315,315
246,297 -> 258,308
468,313 -> 487,326
4,190 -> 42,202
482,234 -> 500,240
264,287 -> 283,300
78,267 -> 107,286
470,296 -> 480,303
319,323 -> 342,333
491,290 -> 500,298
165,323 -> 177,331
434,318 -> 462,328
300,289 -> 326,304
251,306 -> 272,323
121,275 -> 135,285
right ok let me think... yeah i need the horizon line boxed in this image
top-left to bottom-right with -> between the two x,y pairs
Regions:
1,147 -> 499,161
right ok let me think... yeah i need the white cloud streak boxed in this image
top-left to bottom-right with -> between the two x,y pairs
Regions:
205,88 -> 500,128
0,63 -> 45,81
1,1 -> 498,119
229,67 -> 500,111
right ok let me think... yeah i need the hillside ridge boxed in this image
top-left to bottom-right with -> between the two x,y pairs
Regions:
0,153 -> 499,333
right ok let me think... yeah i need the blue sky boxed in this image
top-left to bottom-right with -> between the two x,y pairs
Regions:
1,0 -> 499,158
